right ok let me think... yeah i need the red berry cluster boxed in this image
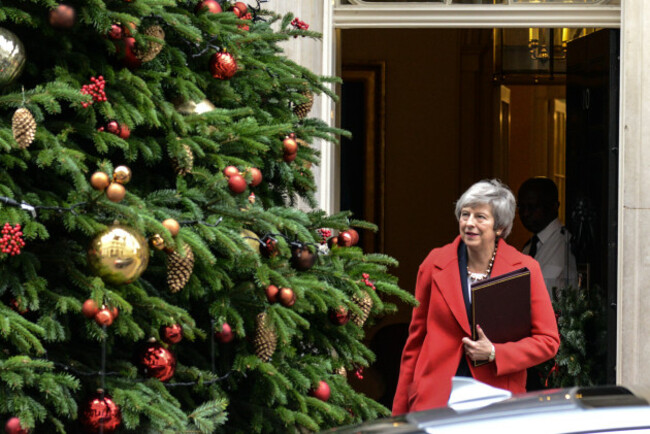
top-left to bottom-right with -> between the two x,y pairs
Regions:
238,12 -> 253,31
0,223 -> 25,255
317,228 -> 332,244
291,17 -> 309,31
361,273 -> 376,291
355,366 -> 364,380
80,76 -> 107,108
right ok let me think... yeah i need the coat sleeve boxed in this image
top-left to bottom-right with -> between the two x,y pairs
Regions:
392,262 -> 432,416
493,259 -> 560,376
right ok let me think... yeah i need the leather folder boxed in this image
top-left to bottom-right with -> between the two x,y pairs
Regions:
471,267 -> 531,367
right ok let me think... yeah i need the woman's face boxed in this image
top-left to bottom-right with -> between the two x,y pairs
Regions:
459,203 -> 498,252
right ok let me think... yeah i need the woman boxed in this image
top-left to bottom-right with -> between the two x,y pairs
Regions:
392,179 -> 559,415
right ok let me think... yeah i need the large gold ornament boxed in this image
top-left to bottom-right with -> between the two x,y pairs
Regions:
0,28 -> 26,86
240,229 -> 260,253
174,98 -> 216,115
88,225 -> 149,285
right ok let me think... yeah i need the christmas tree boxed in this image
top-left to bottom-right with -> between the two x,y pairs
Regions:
0,1 -> 414,432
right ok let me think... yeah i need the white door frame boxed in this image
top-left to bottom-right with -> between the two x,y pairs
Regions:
324,1 -> 650,387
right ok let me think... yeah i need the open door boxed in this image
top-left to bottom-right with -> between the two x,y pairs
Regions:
566,29 -> 620,384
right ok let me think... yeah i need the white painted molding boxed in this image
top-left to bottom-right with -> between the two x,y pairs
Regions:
319,0 -> 338,215
334,5 -> 621,28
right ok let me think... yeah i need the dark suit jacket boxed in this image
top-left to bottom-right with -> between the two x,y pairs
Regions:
392,236 -> 560,415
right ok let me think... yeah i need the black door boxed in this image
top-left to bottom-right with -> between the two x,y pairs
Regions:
566,29 -> 619,384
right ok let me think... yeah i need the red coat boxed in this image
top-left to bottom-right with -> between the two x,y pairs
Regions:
392,236 -> 559,415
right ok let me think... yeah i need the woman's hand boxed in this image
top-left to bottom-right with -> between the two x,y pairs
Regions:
461,325 -> 494,362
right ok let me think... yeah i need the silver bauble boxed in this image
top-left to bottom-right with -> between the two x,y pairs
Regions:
0,28 -> 26,86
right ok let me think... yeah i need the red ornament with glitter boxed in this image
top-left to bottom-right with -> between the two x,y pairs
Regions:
80,76 -> 106,108
79,390 -> 122,433
209,51 -> 237,80
138,340 -> 176,382
0,223 -> 25,256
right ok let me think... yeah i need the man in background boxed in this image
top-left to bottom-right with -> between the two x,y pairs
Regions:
518,177 -> 578,297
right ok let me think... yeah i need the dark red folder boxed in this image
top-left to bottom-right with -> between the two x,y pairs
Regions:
471,267 -> 531,366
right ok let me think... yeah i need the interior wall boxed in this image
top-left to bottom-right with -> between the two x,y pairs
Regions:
342,29 -> 465,321
508,85 -> 566,250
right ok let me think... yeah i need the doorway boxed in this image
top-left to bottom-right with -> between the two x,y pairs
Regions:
340,26 -> 618,406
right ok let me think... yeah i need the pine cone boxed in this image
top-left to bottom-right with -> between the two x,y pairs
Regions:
12,108 -> 36,149
293,90 -> 313,119
253,312 -> 277,362
171,144 -> 194,176
350,291 -> 373,327
167,247 -> 194,293
135,25 -> 165,62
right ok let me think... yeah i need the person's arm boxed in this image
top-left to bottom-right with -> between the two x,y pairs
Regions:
392,264 -> 432,416
492,260 -> 560,375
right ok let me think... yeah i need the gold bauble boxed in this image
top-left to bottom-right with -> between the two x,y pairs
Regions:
162,218 -> 180,237
240,229 -> 260,253
113,165 -> 132,184
90,171 -> 110,190
0,28 -> 26,86
150,234 -> 166,250
174,98 -> 216,115
105,182 -> 126,202
88,225 -> 149,285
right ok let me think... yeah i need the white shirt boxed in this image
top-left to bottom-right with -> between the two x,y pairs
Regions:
522,218 -> 578,295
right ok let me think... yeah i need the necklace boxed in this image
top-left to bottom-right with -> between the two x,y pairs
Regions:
467,242 -> 498,281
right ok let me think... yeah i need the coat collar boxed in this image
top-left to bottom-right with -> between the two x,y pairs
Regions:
431,236 -> 524,335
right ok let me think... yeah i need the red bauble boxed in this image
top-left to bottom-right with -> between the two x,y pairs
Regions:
4,417 -> 29,434
328,306 -> 350,326
283,152 -> 297,163
108,24 -> 123,40
106,121 -> 120,134
248,167 -> 262,187
9,298 -> 28,315
278,287 -> 296,307
310,380 -> 331,402
214,322 -> 234,343
161,323 -> 183,344
260,235 -> 279,258
223,165 -> 240,178
49,4 -> 75,29
228,174 -> 247,194
79,390 -> 122,433
138,341 -> 176,382
290,245 -> 316,271
195,0 -> 222,13
327,236 -> 339,249
232,1 -> 248,17
119,37 -> 142,69
283,137 -> 298,154
338,231 -> 353,247
118,124 -> 130,139
82,299 -> 99,319
346,228 -> 359,246
209,52 -> 237,80
109,306 -> 119,320
265,284 -> 279,303
94,308 -> 114,326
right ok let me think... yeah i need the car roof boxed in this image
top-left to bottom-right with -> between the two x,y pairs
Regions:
410,386 -> 650,433
325,386 -> 650,434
